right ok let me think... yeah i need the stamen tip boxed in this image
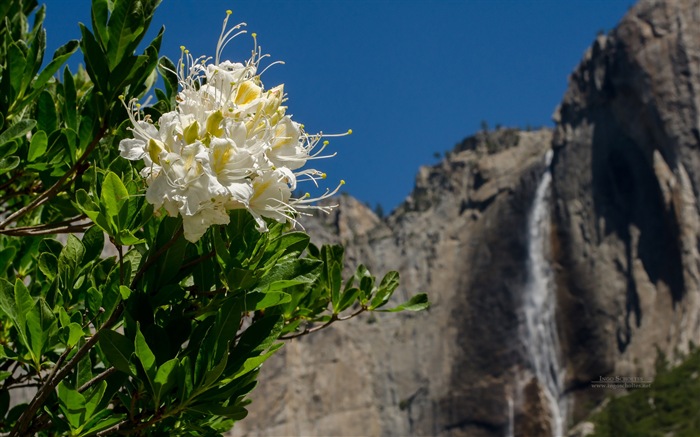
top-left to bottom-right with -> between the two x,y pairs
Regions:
252,32 -> 257,38
347,129 -> 353,135
226,9 -> 232,15
340,179 -> 346,185
323,140 -> 330,145
321,173 -> 327,179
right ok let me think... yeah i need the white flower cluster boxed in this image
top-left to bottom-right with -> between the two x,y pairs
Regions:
118,11 -> 347,242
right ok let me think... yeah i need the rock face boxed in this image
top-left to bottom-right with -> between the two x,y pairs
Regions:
551,0 -> 700,422
233,129 -> 555,437
233,0 -> 700,435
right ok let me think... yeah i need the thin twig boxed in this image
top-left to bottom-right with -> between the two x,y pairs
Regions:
78,367 -> 117,393
0,221 -> 91,236
279,307 -> 367,340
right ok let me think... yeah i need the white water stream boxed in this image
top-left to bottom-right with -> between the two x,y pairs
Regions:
521,149 -> 566,436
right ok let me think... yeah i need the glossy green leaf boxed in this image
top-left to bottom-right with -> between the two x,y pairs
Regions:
231,343 -> 283,380
370,271 -> 400,310
83,380 -> 107,423
243,291 -> 291,311
153,358 -> 178,404
0,278 -> 17,324
99,330 -> 135,375
91,0 -> 109,47
36,90 -> 57,133
26,298 -> 55,362
0,156 -> 19,176
135,324 -> 156,389
101,171 -> 129,228
82,225 -> 105,261
79,24 -> 108,91
8,43 -> 27,97
66,322 -> 84,347
32,40 -> 79,92
58,234 -> 85,287
187,403 -> 248,420
14,279 -> 34,332
336,287 -> 360,314
376,293 -> 430,313
62,66 -> 78,130
57,381 -> 86,429
330,262 -> 342,312
0,247 -> 16,275
27,130 -> 47,162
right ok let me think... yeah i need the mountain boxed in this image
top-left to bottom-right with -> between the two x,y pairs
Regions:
232,0 -> 700,435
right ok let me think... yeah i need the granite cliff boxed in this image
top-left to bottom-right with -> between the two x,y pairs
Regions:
233,0 -> 700,435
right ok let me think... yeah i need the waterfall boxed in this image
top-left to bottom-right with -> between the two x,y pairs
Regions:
521,149 -> 566,436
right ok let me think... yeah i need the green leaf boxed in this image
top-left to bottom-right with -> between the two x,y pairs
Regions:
86,287 -> 102,317
0,279 -> 17,325
0,247 -> 16,275
82,225 -> 105,261
178,356 -> 193,401
27,130 -> 47,162
118,285 -> 131,300
81,414 -> 126,436
32,40 -> 79,92
101,171 -> 129,229
243,291 -> 291,311
153,358 -> 178,405
187,403 -> 248,420
57,381 -> 86,430
336,287 -> 360,314
75,189 -> 111,233
201,351 -> 229,390
116,229 -> 143,246
256,258 -> 322,290
14,278 -> 34,332
83,380 -> 107,422
370,271 -> 400,310
36,90 -> 57,133
66,322 -> 84,347
0,156 -> 20,176
79,24 -> 108,92
261,231 -> 310,267
376,293 -> 430,313
62,66 -> 78,131
330,262 -> 342,313
38,253 -> 58,280
226,267 -> 260,292
0,120 -> 36,148
26,298 -> 55,363
135,323 -> 156,389
8,43 -> 27,97
91,0 -> 109,48
58,234 -> 85,288
99,330 -> 135,375
231,344 -> 283,380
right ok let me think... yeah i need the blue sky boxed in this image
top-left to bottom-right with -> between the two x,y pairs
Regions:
42,0 -> 632,213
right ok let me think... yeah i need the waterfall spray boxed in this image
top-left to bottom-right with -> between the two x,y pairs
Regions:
521,149 -> 566,436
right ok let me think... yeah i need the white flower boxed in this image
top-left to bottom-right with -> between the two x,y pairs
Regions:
117,10 -> 349,242
248,168 -> 294,231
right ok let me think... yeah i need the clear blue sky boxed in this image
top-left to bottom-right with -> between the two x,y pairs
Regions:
41,0 -> 632,213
